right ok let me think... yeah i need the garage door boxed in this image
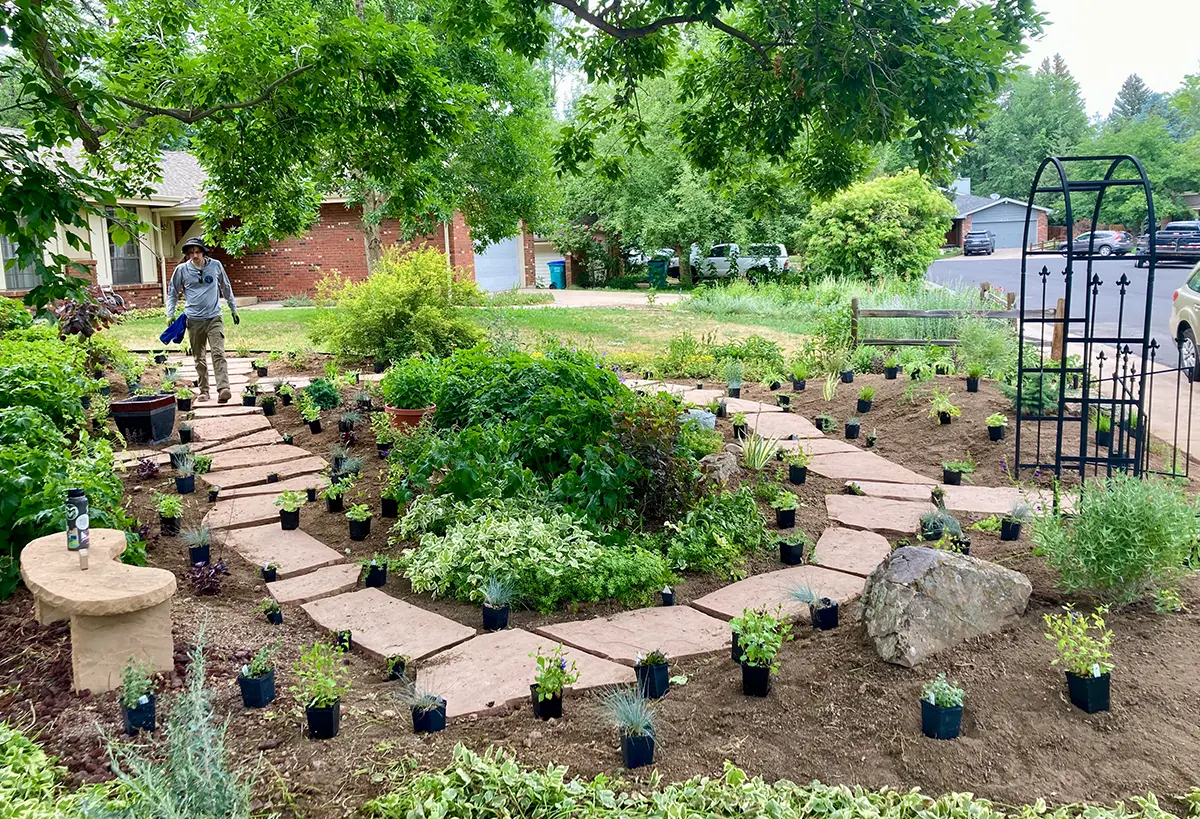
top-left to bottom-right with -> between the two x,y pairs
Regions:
970,203 -> 1038,249
474,237 -> 521,292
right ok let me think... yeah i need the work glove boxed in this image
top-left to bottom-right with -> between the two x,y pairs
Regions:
232,312 -> 240,326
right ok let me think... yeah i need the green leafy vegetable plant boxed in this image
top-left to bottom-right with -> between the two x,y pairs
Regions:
730,606 -> 792,672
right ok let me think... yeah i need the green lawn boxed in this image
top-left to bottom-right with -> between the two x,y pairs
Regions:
110,307 -> 332,353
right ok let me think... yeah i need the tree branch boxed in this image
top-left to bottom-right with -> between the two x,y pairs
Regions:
110,64 -> 314,125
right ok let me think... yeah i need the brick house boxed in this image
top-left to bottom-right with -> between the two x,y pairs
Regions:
0,145 -> 553,307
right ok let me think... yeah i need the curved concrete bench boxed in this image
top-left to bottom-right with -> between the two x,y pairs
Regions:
20,529 -> 176,694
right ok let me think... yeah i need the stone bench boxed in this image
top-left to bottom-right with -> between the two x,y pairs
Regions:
20,529 -> 176,694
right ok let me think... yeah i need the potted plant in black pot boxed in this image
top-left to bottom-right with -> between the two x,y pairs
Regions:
254,357 -> 268,378
778,531 -> 808,565
965,362 -> 984,393
921,673 -> 965,739
482,576 -> 513,631
321,476 -> 352,513
174,453 -> 196,494
660,585 -> 674,606
840,359 -> 854,384
167,444 -> 191,470
360,554 -> 387,587
374,359 -> 388,374
241,386 -> 257,407
1045,606 -> 1113,714
277,382 -> 295,406
380,481 -> 403,519
238,644 -> 279,708
986,413 -> 1007,441
299,393 -> 322,433
290,642 -> 350,739
386,654 -> 412,682
866,427 -> 878,448
771,490 -> 798,529
815,413 -> 835,434
175,385 -> 194,412
260,395 -> 277,417
262,562 -> 279,582
154,351 -> 168,364
155,491 -> 183,536
401,683 -> 447,734
929,388 -> 961,425
789,358 -> 809,391
530,644 -> 578,720
791,585 -> 838,630
941,457 -> 974,486
274,490 -> 306,530
785,447 -> 809,485
731,412 -> 748,441
883,353 -> 900,379
120,658 -> 156,735
338,410 -> 361,434
634,650 -> 670,699
347,503 -> 372,541
334,630 -> 353,652
354,390 -> 373,412
603,687 -> 657,769
844,416 -> 861,440
207,484 -> 220,503
730,606 -> 792,697
919,508 -> 961,543
776,392 -> 791,409
1094,410 -> 1113,448
1001,501 -> 1032,541
178,423 -> 193,445
724,359 -> 744,399
181,524 -> 211,566
856,385 -> 875,414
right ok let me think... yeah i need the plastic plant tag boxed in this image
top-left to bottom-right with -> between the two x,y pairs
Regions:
137,695 -> 149,706
928,692 -> 937,705
1092,663 -> 1101,678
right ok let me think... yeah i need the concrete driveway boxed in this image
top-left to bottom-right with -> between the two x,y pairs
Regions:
519,288 -> 686,308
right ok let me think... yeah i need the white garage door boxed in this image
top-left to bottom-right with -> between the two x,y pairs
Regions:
474,237 -> 521,292
533,241 -> 564,288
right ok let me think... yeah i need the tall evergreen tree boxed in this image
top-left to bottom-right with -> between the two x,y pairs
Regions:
1112,74 -> 1154,120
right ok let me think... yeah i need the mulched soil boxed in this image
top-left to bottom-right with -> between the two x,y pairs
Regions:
4,360 -> 1200,816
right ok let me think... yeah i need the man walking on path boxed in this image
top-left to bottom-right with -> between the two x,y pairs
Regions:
166,238 -> 240,403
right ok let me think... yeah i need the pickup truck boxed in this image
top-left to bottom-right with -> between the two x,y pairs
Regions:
692,243 -> 789,280
1134,221 -> 1200,267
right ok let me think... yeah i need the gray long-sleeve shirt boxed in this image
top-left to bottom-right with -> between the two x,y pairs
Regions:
166,258 -> 237,321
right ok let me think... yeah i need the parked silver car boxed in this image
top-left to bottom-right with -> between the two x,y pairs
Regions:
692,243 -> 790,280
1168,262 -> 1200,380
1058,230 -> 1134,257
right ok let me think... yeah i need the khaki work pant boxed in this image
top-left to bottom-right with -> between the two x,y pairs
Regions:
187,316 -> 229,395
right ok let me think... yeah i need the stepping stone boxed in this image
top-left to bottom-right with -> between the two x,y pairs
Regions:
642,382 -> 688,397
843,481 -> 934,503
206,444 -> 313,473
301,588 -> 475,661
825,495 -> 932,537
217,474 -> 328,499
748,412 -> 823,439
255,376 -> 312,393
939,485 -> 1027,516
417,629 -> 634,720
220,524 -> 345,579
114,449 -> 169,467
192,429 -> 283,453
186,414 -> 272,443
811,528 -> 892,577
534,606 -> 730,667
200,455 -> 327,490
690,565 -> 865,623
203,494 -> 286,530
360,372 -> 385,383
268,564 -> 361,605
808,451 -> 936,485
778,438 -> 859,456
678,388 -> 727,406
724,397 -> 781,414
621,379 -> 659,389
190,405 -> 262,418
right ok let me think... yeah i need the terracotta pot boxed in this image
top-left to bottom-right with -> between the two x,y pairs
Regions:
385,404 -> 436,430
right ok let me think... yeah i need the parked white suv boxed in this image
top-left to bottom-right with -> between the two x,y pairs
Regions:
693,243 -> 789,280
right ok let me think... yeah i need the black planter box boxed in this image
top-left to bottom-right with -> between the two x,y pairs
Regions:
349,518 -> 372,541
364,564 -> 386,587
776,508 -> 796,529
635,662 -> 670,699
661,590 -> 674,606
966,377 -> 979,393
309,420 -> 322,434
262,403 -> 276,417
262,566 -> 277,582
111,395 -> 177,444
242,395 -> 256,407
412,700 -> 447,734
988,425 -> 1005,441
161,515 -> 180,536
280,509 -> 300,530
942,468 -> 962,486
482,603 -> 509,631
1096,429 -> 1113,448
238,669 -> 276,708
792,378 -> 806,391
780,540 -> 805,565
180,428 -> 193,444
188,544 -> 210,566
1000,520 -> 1022,541
531,686 -> 563,719
741,663 -> 770,697
306,701 -> 341,739
810,600 -> 839,630
938,412 -> 952,425
123,694 -> 156,735
857,399 -> 872,414
840,370 -> 854,384
921,700 -> 962,739
621,733 -> 655,769
177,397 -> 192,412
267,610 -> 283,625
175,475 -> 195,494
728,386 -> 741,398
845,423 -> 860,440
884,366 -> 899,379
1066,671 -> 1110,713
733,424 -> 747,440
326,496 -> 344,513
788,465 -> 807,485
381,497 -> 399,518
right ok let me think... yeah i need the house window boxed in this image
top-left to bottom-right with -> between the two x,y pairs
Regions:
107,209 -> 142,285
0,234 -> 39,291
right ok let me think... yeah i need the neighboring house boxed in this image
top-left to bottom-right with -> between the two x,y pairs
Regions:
944,192 -> 1050,250
0,140 -> 544,306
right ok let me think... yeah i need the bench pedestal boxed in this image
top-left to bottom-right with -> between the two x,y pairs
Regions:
71,600 -> 175,693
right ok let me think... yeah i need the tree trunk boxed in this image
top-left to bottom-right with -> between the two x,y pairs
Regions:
359,188 -> 390,272
677,245 -> 693,287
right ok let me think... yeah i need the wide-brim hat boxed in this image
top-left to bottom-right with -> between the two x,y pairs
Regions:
181,237 -> 207,253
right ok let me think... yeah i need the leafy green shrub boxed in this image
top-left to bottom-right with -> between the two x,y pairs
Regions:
1033,475 -> 1199,604
311,247 -> 482,361
680,419 -> 722,459
380,357 -> 441,409
0,721 -> 69,816
0,299 -> 32,333
956,315 -> 1018,379
0,324 -> 88,429
303,377 -> 341,411
664,487 -> 767,578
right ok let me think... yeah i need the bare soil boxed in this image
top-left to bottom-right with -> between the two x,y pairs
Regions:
4,364 -> 1200,817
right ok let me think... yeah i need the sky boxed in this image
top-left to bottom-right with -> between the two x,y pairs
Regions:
1022,0 -> 1200,118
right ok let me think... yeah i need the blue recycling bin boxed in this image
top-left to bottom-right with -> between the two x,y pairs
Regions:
547,260 -> 566,289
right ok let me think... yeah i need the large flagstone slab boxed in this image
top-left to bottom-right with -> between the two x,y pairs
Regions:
825,495 -> 933,536
417,629 -> 634,720
113,449 -> 169,467
748,412 -> 823,439
301,588 -> 475,662
678,388 -> 727,406
203,493 -> 287,530
193,429 -> 284,453
808,451 -> 937,485
217,474 -> 328,499
843,481 -> 934,503
255,376 -> 312,393
777,438 -> 860,456
690,565 -> 865,623
219,524 -> 345,579
269,565 -> 361,605
723,397 -> 781,415
185,414 -> 273,443
200,455 -> 327,490
206,444 -> 313,472
811,527 -> 892,577
190,405 -> 262,418
534,605 -> 730,667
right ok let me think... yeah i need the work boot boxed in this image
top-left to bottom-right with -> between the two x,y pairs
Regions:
218,388 -> 231,404
197,392 -> 212,403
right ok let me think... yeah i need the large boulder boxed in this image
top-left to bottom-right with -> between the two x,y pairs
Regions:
700,451 -> 739,484
861,546 -> 1031,667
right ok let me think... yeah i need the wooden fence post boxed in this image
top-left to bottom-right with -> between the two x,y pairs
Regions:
850,298 -> 859,347
1051,297 -> 1066,363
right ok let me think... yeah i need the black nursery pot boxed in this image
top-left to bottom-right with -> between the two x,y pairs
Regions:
377,444 -> 391,459
1000,520 -> 1022,541
779,539 -> 805,565
636,661 -> 670,699
305,700 -> 341,739
262,566 -> 277,582
938,412 -> 952,425
242,395 -> 256,407
776,508 -> 796,529
177,397 -> 192,412
845,422 -> 860,440
1096,429 -> 1113,448
733,424 -> 747,440
280,393 -> 292,406
81,395 -> 91,410
306,487 -> 318,502
728,386 -> 741,398
741,663 -> 771,697
267,473 -> 280,484
308,420 -> 322,434
810,600 -> 839,631
123,695 -> 156,735
262,403 -> 276,417
412,700 -> 447,734
857,399 -> 872,414
482,603 -> 509,631
792,378 -> 807,391
207,488 -> 219,503
1066,671 -> 1110,713
388,658 -> 409,681
334,631 -> 353,651
988,425 -> 1005,441
731,633 -> 741,663
256,366 -> 268,377
942,468 -> 962,486
884,366 -> 899,379
349,517 -> 372,541
161,515 -> 181,536
175,474 -> 195,494
154,353 -> 167,364
966,377 -> 979,393
840,370 -> 854,384
326,496 -> 343,513
769,381 -> 781,391
279,509 -> 300,530
621,733 -> 655,769
267,610 -> 283,625
180,428 -> 193,444
364,563 -> 387,587
530,685 -> 563,720
188,544 -> 210,566
777,394 -> 790,407
381,497 -> 399,518
661,590 -> 675,606
100,385 -> 111,397
338,420 -> 353,434
374,361 -> 387,374
788,465 -> 808,485
921,700 -> 963,740
238,669 -> 276,709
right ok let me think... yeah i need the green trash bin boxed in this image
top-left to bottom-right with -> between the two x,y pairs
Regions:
548,260 -> 566,289
647,259 -> 668,289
